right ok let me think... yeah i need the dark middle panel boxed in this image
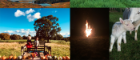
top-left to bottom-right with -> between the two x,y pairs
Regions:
70,8 -> 109,60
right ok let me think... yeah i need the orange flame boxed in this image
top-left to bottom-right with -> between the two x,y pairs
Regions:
85,20 -> 92,37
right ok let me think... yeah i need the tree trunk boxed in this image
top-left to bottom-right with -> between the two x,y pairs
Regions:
56,33 -> 57,40
47,37 -> 49,43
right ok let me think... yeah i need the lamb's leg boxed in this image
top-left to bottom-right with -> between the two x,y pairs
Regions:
117,35 -> 122,52
130,31 -> 132,34
122,32 -> 126,44
109,35 -> 116,52
135,25 -> 140,41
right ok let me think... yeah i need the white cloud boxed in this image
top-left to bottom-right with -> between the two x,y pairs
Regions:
15,10 -> 25,17
3,30 -> 69,37
27,12 -> 41,22
33,12 -> 41,19
3,29 -> 36,37
27,14 -> 35,22
4,30 -> 14,33
60,33 -> 70,37
26,8 -> 35,14
16,30 -> 20,32
14,9 -> 41,22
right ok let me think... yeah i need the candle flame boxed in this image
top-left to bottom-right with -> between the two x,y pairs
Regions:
85,20 -> 92,37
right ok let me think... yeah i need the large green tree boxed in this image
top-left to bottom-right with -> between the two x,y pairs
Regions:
34,15 -> 61,42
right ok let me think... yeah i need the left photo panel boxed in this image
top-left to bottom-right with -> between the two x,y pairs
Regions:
0,0 -> 70,8
0,8 -> 70,60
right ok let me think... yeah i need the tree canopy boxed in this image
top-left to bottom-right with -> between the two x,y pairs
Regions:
0,33 -> 10,40
34,15 -> 61,42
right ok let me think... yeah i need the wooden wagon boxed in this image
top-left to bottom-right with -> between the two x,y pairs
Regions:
21,41 -> 51,59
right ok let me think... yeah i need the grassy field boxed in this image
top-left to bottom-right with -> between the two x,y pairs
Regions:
0,40 -> 34,42
110,12 -> 140,60
70,0 -> 140,8
0,40 -> 70,57
71,37 -> 109,60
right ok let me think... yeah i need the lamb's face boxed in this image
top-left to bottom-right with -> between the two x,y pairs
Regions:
123,20 -> 135,31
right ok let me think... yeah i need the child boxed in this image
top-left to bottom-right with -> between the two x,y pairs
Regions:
27,35 -> 32,45
26,36 -> 33,53
34,37 -> 40,56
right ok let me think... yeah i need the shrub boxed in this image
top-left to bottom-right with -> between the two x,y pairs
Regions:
23,35 -> 27,39
54,34 -> 63,40
10,34 -> 19,40
17,35 -> 22,39
0,33 -> 10,40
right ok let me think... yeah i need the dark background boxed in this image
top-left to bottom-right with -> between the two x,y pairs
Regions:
70,8 -> 109,60
71,8 -> 109,37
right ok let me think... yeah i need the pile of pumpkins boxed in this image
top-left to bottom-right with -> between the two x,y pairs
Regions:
41,54 -> 70,60
0,54 -> 70,60
0,53 -> 36,60
0,55 -> 17,60
19,53 -> 37,59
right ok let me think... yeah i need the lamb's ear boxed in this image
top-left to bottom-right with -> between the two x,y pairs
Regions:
138,8 -> 140,14
119,17 -> 123,24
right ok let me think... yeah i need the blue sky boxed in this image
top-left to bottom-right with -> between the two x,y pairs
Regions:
0,8 -> 70,37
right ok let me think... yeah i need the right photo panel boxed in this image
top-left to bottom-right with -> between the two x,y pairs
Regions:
109,8 -> 140,60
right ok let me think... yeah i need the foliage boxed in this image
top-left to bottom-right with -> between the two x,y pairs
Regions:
70,0 -> 140,8
10,34 -> 21,40
0,33 -> 10,40
54,34 -> 63,40
32,36 -> 35,39
22,35 -> 27,39
34,15 -> 61,42
17,35 -> 22,39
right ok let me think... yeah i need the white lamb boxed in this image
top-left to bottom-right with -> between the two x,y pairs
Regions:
109,18 -> 135,52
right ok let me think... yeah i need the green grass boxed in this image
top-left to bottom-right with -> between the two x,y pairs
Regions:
70,0 -> 140,8
50,40 -> 70,45
0,40 -> 70,57
0,40 -> 70,45
110,12 -> 140,60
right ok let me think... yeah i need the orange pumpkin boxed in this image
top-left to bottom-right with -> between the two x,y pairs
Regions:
66,56 -> 70,60
13,55 -> 17,60
41,56 -> 45,60
58,56 -> 62,60
9,55 -> 13,59
28,56 -> 32,59
22,56 -> 26,59
6,57 -> 9,60
45,57 -> 48,60
62,56 -> 66,60
32,53 -> 36,57
2,55 -> 6,60
44,55 -> 48,60
0,55 -> 1,59
45,54 -> 49,57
